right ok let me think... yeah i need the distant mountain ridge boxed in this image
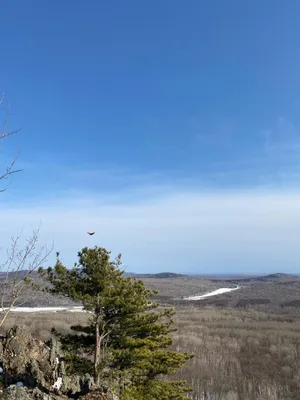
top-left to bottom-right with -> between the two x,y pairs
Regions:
211,272 -> 300,284
0,270 -> 298,282
259,273 -> 299,280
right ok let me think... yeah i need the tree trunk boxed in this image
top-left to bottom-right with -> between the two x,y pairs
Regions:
94,318 -> 101,386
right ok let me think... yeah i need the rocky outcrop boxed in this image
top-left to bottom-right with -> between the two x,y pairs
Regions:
0,386 -> 118,400
0,325 -> 119,400
0,385 -> 66,399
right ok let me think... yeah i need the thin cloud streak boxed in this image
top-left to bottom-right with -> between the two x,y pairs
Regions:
4,115 -> 300,200
1,188 -> 300,274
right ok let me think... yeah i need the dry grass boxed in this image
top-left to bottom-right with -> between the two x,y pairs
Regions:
0,311 -> 89,340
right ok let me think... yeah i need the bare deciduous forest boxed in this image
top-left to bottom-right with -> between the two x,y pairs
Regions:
1,273 -> 299,400
173,307 -> 300,400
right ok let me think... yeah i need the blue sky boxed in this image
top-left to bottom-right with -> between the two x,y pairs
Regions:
1,1 -> 300,274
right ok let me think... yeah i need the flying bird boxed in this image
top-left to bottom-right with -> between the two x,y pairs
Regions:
87,232 -> 95,236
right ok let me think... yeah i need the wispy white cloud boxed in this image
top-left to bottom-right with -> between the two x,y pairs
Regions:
3,115 -> 300,201
188,115 -> 300,189
1,187 -> 300,274
262,117 -> 300,155
2,115 -> 300,274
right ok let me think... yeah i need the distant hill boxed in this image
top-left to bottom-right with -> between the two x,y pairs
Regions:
211,272 -> 300,285
257,273 -> 299,281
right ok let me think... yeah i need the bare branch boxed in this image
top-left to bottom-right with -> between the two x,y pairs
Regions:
0,227 -> 53,327
0,93 -> 22,191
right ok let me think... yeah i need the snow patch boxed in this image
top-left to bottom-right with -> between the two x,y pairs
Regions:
0,306 -> 84,313
184,285 -> 240,300
53,377 -> 63,390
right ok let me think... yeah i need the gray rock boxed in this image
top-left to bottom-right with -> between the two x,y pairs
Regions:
0,325 -> 119,400
0,385 -> 33,400
1,385 -> 68,399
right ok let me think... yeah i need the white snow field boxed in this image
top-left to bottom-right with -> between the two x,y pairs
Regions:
1,306 -> 84,313
184,285 -> 240,300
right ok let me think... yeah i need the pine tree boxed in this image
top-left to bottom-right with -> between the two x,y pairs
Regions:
39,246 -> 193,399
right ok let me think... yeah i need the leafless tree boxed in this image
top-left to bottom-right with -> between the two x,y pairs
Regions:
0,93 -> 52,325
0,227 -> 52,326
0,93 -> 22,191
